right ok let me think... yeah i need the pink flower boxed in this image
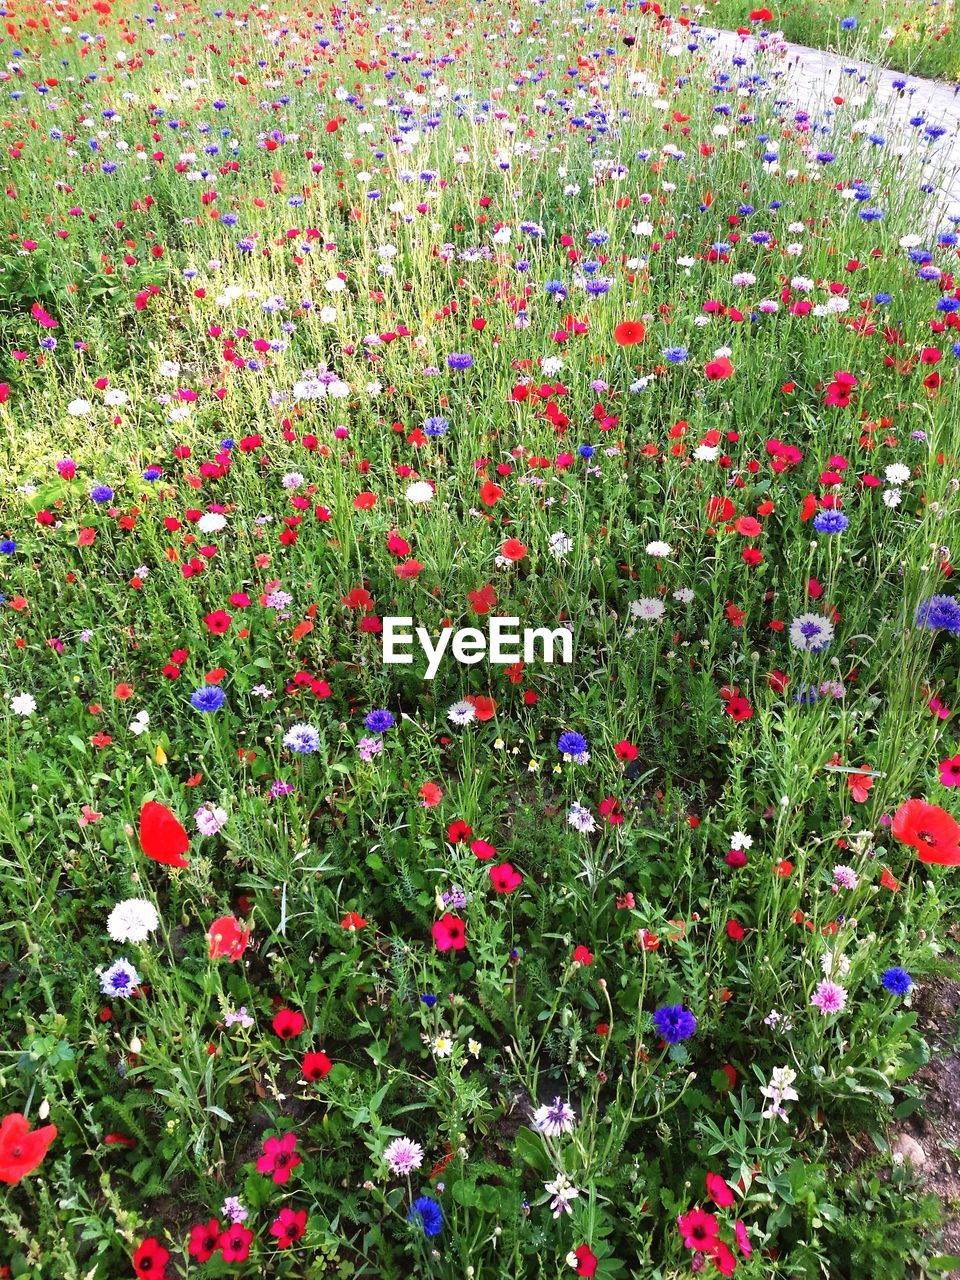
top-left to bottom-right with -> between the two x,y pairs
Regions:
810,979 -> 847,1015
939,755 -> 960,787
256,1132 -> 301,1184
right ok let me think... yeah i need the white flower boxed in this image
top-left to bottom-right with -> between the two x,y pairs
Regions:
693,444 -> 719,461
884,463 -> 910,485
432,1034 -> 454,1058
629,598 -> 666,622
197,513 -> 227,534
730,831 -> 753,851
325,276 -> 346,293
103,388 -> 128,406
158,360 -> 181,378
10,692 -> 36,716
468,1038 -> 481,1058
673,587 -> 694,604
547,531 -> 573,559
129,710 -> 150,736
567,802 -> 596,834
882,489 -> 902,508
544,1173 -> 580,1217
447,700 -> 476,727
645,540 -> 672,558
532,1097 -> 577,1137
405,481 -> 434,504
67,398 -> 92,417
107,898 -> 159,944
789,613 -> 835,653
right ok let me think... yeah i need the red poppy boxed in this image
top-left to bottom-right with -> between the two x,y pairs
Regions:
133,1238 -> 169,1279
501,538 -> 527,561
432,913 -> 466,952
573,945 -> 593,965
207,915 -> 251,962
726,919 -> 745,941
139,800 -> 189,868
302,1050 -> 333,1081
188,1219 -> 222,1264
892,799 -> 960,865
614,320 -> 645,346
0,1113 -> 57,1184
749,7 -> 772,18
465,694 -> 498,721
272,1008 -> 306,1039
340,911 -> 367,929
704,356 -> 734,380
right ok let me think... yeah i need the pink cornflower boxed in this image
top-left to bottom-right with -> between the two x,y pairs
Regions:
810,980 -> 847,1015
382,1136 -> 424,1176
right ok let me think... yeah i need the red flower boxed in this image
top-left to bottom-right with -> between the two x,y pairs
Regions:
188,1219 -> 222,1264
302,1050 -> 333,1081
706,1171 -> 735,1208
133,1238 -> 169,1279
501,537 -> 527,561
725,695 -> 753,722
725,919 -> 744,941
256,1132 -> 302,1184
203,609 -> 232,634
465,694 -> 498,721
573,945 -> 593,966
219,1223 -> 254,1263
138,800 -> 189,868
614,740 -> 638,762
340,911 -> 367,929
272,1008 -> 306,1039
467,584 -> 497,614
710,1240 -> 737,1277
0,1113 -> 57,1184
678,1208 -> 719,1250
749,7 -> 773,19
207,915 -> 251,962
892,799 -> 960,865
489,862 -> 523,893
614,320 -> 645,346
704,356 -> 734,380
432,913 -> 466,952
572,1244 -> 599,1277
270,1207 -> 307,1249
470,838 -> 497,860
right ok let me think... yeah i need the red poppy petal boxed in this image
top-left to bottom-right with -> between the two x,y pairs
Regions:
139,800 -> 190,868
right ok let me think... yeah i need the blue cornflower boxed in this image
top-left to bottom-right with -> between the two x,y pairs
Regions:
91,484 -> 114,503
446,352 -> 473,371
365,709 -> 395,733
407,1195 -> 444,1237
100,958 -> 141,999
813,511 -> 849,534
558,731 -> 588,759
840,15 -> 857,28
190,686 -> 226,713
420,993 -> 438,1008
424,416 -> 449,437
915,595 -> 960,634
142,467 -> 162,481
0,539 -> 16,554
578,445 -> 595,459
881,967 -> 913,997
652,1004 -> 697,1043
663,346 -> 689,364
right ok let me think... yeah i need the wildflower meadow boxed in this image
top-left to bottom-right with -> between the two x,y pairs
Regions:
2,0 -> 960,1276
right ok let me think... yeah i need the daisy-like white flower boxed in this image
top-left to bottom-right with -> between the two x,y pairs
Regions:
447,700 -> 476,727
106,898 -> 159,944
431,1034 -> 454,1058
532,1097 -> 577,1137
383,1136 -> 424,1176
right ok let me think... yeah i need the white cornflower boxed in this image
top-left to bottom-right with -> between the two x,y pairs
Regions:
107,898 -> 160,944
882,489 -> 902,508
67,398 -> 92,416
884,463 -> 910,485
405,481 -> 434,504
447,701 -> 476,727
10,692 -> 37,716
730,831 -> 753,851
532,1097 -> 577,1137
673,587 -> 695,604
629,598 -> 666,622
567,803 -> 596,834
197,512 -> 227,534
789,613 -> 834,653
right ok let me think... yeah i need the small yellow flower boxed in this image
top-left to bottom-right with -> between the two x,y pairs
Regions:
154,744 -> 168,766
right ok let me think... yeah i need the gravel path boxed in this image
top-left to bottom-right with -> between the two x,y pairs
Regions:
697,27 -> 960,219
